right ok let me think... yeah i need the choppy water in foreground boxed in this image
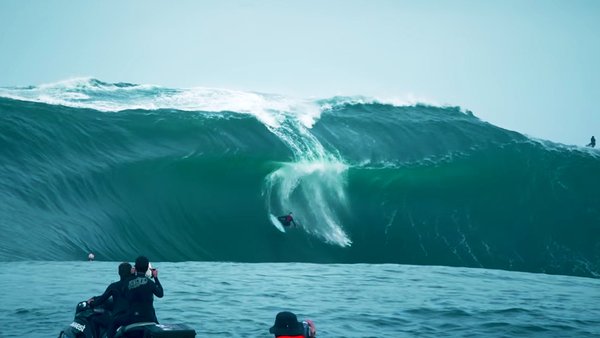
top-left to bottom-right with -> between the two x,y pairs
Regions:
0,261 -> 598,337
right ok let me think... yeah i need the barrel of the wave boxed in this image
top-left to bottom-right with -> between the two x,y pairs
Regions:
263,160 -> 352,247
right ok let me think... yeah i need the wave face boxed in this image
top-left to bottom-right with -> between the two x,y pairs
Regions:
1,79 -> 599,277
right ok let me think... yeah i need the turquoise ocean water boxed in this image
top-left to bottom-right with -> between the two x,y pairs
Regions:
0,79 -> 599,336
1,261 -> 599,337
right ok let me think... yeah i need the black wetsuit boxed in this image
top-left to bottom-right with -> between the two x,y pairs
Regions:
126,272 -> 164,323
91,278 -> 130,336
92,279 -> 130,315
107,273 -> 163,338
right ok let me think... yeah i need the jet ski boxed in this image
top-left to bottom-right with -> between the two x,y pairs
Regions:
58,300 -> 196,338
58,300 -> 110,338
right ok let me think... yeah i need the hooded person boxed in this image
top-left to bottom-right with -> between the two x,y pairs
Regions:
269,311 -> 316,338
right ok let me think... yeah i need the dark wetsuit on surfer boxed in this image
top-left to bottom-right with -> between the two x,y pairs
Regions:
278,212 -> 297,227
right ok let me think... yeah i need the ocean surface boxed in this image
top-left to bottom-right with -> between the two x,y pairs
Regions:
0,78 -> 599,336
1,261 -> 599,338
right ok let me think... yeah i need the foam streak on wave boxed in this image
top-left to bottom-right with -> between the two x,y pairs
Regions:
261,114 -> 352,247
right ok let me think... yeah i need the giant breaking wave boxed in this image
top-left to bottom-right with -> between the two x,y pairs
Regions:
1,79 -> 599,277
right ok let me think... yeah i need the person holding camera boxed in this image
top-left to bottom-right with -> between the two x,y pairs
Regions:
127,256 -> 163,323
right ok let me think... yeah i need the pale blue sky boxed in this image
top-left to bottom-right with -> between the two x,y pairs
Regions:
1,0 -> 599,145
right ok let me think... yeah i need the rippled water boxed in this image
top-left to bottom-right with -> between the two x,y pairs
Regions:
0,261 -> 598,337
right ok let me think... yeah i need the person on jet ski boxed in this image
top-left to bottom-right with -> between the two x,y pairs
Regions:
128,256 -> 163,323
269,311 -> 316,338
109,256 -> 163,338
87,262 -> 133,335
88,262 -> 132,312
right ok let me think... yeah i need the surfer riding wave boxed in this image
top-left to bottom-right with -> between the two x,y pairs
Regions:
277,212 -> 297,228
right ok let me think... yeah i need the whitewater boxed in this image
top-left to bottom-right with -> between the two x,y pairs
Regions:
0,78 -> 599,337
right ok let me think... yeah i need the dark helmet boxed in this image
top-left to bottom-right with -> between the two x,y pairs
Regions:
269,311 -> 304,336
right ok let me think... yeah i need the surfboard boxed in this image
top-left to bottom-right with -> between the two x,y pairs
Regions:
269,214 -> 286,233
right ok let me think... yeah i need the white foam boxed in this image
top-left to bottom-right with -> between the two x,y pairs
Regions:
0,78 -> 323,129
263,160 -> 352,247
0,78 -> 453,129
319,93 -> 442,112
